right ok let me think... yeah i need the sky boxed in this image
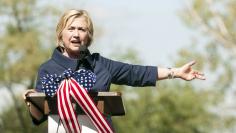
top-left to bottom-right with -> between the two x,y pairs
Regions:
0,0 -> 195,109
55,0 -> 193,66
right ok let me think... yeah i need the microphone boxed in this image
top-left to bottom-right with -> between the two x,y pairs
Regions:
76,45 -> 90,69
78,45 -> 89,60
76,45 -> 93,70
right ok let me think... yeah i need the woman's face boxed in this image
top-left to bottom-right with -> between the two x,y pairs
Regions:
62,17 -> 89,58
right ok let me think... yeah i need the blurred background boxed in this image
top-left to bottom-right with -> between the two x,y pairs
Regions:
0,0 -> 236,132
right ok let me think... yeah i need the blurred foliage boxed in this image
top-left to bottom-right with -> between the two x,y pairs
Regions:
0,0 -> 59,86
110,47 -> 142,64
113,86 -> 216,133
111,0 -> 236,132
177,0 -> 236,132
0,0 -> 59,132
110,48 -> 217,133
0,0 -> 236,132
0,97 -> 47,133
179,0 -> 236,96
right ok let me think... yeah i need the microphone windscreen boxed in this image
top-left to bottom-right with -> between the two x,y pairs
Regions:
79,45 -> 87,52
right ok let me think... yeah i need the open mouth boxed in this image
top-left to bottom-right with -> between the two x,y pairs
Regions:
71,40 -> 80,43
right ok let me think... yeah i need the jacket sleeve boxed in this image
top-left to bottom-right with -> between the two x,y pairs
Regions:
100,56 -> 157,87
35,66 -> 48,92
31,65 -> 49,125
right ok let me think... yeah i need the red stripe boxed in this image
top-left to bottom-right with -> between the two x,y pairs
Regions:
58,82 -> 71,132
56,78 -> 114,133
70,78 -> 113,133
57,81 -> 72,133
63,80 -> 80,132
61,80 -> 75,132
71,90 -> 103,132
67,80 -> 82,132
69,82 -> 104,132
70,79 -> 111,133
70,80 -> 107,132
70,79 -> 111,128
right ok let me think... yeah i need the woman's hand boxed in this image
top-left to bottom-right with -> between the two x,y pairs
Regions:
176,61 -> 206,81
23,89 -> 36,105
23,89 -> 44,120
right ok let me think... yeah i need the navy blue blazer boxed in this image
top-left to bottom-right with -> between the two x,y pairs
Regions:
33,47 -> 157,126
36,48 -> 157,92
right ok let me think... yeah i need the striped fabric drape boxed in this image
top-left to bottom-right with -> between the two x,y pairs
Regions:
57,78 -> 114,133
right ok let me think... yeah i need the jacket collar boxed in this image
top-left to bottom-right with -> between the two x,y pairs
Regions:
52,47 -> 94,71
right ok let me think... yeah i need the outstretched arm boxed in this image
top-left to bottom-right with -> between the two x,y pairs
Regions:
157,61 -> 205,81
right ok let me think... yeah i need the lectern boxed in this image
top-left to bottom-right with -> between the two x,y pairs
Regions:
27,92 -> 125,133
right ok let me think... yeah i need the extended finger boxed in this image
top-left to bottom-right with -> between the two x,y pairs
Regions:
193,70 -> 204,76
187,60 -> 196,67
194,74 -> 206,80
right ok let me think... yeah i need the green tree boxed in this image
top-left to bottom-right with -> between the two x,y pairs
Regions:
107,4 -> 236,129
111,48 -> 216,133
0,0 -> 59,132
113,87 -> 216,133
0,97 -> 47,133
177,0 -> 236,131
179,0 -> 235,90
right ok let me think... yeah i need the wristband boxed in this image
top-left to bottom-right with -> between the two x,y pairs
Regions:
168,68 -> 174,79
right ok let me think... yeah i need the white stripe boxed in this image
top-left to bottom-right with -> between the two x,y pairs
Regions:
65,80 -> 81,132
57,81 -> 70,133
70,92 -> 102,132
69,81 -> 105,132
71,79 -> 112,132
60,80 -> 74,132
58,81 -> 71,133
70,80 -> 109,133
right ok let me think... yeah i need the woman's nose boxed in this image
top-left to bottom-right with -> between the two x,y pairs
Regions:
73,30 -> 79,37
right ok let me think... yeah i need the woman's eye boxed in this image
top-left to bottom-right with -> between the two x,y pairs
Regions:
79,28 -> 86,32
67,27 -> 74,31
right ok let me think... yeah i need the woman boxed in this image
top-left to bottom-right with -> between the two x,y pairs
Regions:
24,9 -> 205,132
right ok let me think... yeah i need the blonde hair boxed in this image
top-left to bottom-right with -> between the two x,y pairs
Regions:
56,9 -> 94,48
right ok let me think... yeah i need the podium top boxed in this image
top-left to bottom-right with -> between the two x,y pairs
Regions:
28,92 -> 121,97
27,92 -> 125,116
